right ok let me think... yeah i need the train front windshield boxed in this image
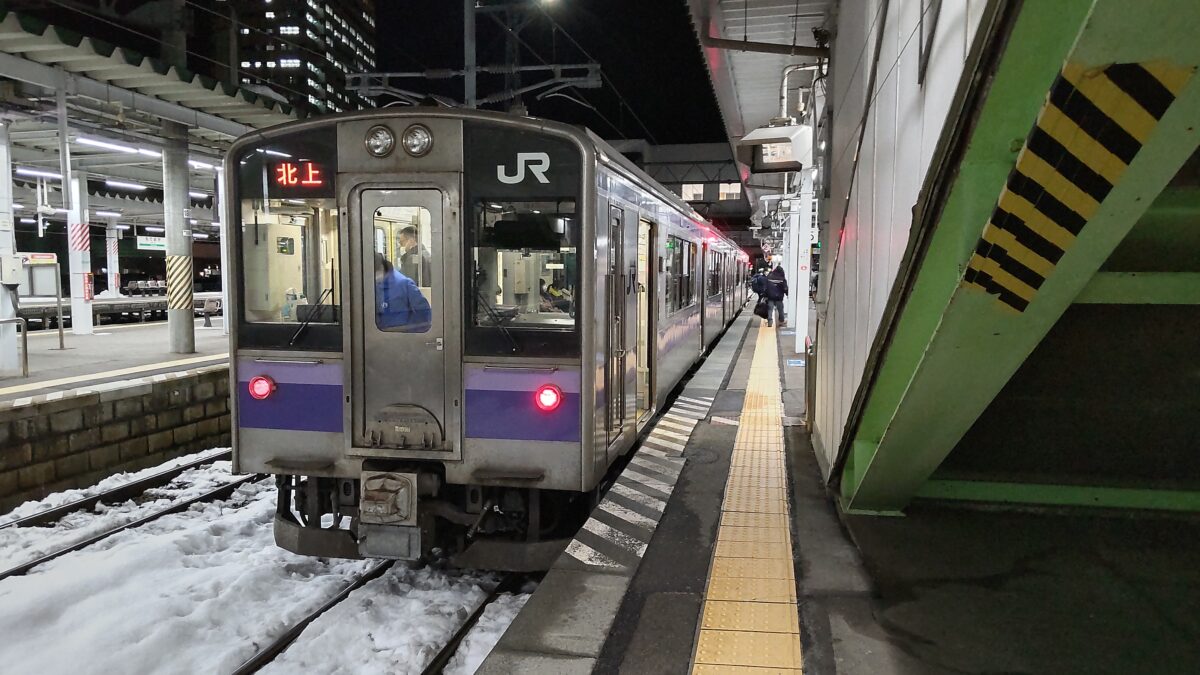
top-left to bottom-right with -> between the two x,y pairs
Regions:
232,127 -> 341,351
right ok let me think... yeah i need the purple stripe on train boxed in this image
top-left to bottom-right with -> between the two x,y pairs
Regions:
465,389 -> 581,442
236,358 -> 343,386
238,383 -> 343,433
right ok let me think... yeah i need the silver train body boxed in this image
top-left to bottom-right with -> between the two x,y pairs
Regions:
226,109 -> 747,569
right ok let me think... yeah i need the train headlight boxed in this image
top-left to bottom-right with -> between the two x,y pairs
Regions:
364,125 -> 395,158
534,384 -> 563,412
248,375 -> 276,400
401,124 -> 433,157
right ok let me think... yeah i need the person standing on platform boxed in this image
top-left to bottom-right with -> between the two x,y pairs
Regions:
764,265 -> 788,328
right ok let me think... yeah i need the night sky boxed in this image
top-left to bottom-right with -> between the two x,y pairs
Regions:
375,1 -> 726,145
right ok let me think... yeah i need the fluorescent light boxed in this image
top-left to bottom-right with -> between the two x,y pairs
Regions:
53,208 -> 69,214
78,136 -> 137,154
143,226 -> 165,233
189,219 -> 198,225
105,180 -> 147,191
189,191 -> 209,199
95,210 -> 121,217
189,159 -> 216,170
137,149 -> 162,158
11,204 -> 22,210
192,233 -> 210,239
258,148 -> 292,158
19,217 -> 34,224
115,225 -> 131,231
16,168 -> 62,179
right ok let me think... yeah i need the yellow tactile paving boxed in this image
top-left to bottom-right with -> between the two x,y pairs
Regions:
692,666 -> 801,675
691,326 -> 803,674
701,599 -> 801,633
706,576 -> 797,604
694,629 -> 804,669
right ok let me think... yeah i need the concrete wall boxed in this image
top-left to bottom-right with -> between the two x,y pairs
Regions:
0,366 -> 231,512
812,1 -> 989,472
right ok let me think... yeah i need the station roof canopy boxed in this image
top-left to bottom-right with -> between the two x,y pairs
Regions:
0,9 -> 300,143
0,8 -> 305,230
687,0 -> 832,204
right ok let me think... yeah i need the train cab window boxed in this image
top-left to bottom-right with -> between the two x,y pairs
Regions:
239,198 -> 340,327
372,206 -> 434,333
467,199 -> 579,355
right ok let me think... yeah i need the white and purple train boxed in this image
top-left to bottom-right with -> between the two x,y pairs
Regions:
226,109 -> 747,570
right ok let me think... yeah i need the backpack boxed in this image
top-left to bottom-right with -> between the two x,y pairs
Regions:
750,274 -> 767,296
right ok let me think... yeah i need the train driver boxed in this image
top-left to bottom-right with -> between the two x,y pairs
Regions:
374,252 -> 432,332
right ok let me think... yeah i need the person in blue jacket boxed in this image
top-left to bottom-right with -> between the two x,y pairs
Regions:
374,252 -> 432,332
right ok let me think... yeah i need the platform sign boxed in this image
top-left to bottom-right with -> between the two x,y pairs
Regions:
787,358 -> 806,367
19,251 -> 57,265
137,235 -> 166,251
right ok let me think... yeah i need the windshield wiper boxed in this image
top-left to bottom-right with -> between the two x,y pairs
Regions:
289,286 -> 334,346
475,289 -> 521,354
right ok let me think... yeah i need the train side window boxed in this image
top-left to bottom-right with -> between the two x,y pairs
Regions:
372,206 -> 433,333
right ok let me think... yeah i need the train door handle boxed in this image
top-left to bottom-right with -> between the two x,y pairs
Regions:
426,337 -> 444,351
615,349 -> 626,357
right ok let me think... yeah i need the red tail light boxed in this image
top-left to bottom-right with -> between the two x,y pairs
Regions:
248,375 -> 276,400
534,384 -> 562,412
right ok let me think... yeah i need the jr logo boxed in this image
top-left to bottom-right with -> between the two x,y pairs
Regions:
497,152 -> 551,185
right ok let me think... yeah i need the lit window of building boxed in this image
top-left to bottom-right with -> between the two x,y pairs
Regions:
682,184 -> 706,201
719,182 -> 742,200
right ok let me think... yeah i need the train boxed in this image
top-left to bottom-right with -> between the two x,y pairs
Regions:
226,109 -> 748,570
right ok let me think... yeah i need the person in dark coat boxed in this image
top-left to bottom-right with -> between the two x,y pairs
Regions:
764,265 -> 788,328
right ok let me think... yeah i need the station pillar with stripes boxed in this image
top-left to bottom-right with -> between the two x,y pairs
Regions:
67,172 -> 93,335
0,122 -> 18,375
162,121 -> 194,354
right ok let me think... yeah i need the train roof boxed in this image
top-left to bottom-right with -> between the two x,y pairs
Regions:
228,108 -> 744,257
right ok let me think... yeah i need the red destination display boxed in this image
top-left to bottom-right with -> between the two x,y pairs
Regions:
274,161 -> 324,188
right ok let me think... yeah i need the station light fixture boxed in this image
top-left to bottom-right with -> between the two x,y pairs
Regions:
248,375 -> 276,401
143,226 -> 165,233
11,204 -> 22,209
115,225 -> 130,231
105,179 -> 147,191
78,136 -> 137,154
189,191 -> 210,199
189,159 -> 217,171
94,210 -> 121,217
19,217 -> 34,224
401,124 -> 433,157
16,168 -> 62,179
193,233 -> 210,239
534,384 -> 563,412
364,125 -> 395,157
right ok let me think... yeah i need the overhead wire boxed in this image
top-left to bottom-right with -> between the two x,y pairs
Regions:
534,9 -> 659,144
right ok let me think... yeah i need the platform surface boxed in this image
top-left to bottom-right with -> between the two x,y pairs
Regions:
0,318 -> 229,403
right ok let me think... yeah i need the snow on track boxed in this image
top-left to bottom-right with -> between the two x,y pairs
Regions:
0,481 -> 373,675
0,453 -> 243,570
445,591 -> 533,675
259,565 -> 500,675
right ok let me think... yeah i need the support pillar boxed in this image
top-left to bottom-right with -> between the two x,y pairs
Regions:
0,122 -> 18,375
215,168 -> 230,335
67,173 -> 93,335
793,169 -> 814,351
464,0 -> 476,108
162,121 -> 194,353
105,217 -> 120,296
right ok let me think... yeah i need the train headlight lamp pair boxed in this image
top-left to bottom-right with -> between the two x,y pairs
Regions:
364,124 -> 433,158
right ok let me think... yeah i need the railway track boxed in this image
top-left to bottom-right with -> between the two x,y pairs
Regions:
232,566 -> 528,675
0,471 -> 264,581
0,450 -> 234,530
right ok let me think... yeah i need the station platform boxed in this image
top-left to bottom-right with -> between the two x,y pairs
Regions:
483,310 -> 1200,674
0,318 -> 228,404
16,291 -> 222,327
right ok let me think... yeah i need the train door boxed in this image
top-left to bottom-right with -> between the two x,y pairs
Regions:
636,218 -> 654,422
353,187 -> 450,451
606,204 -> 626,447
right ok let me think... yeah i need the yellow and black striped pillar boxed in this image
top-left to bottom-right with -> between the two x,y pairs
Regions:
162,121 -> 196,354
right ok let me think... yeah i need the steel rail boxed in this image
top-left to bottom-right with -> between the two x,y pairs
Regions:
230,559 -> 397,675
0,450 -> 233,530
0,473 -> 263,581
420,573 -> 527,675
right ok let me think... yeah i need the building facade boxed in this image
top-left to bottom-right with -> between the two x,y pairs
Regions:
234,0 -> 377,115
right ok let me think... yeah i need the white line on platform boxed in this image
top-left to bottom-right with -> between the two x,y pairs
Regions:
0,353 -> 228,398
609,482 -> 666,513
711,416 -> 739,426
564,540 -> 623,568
